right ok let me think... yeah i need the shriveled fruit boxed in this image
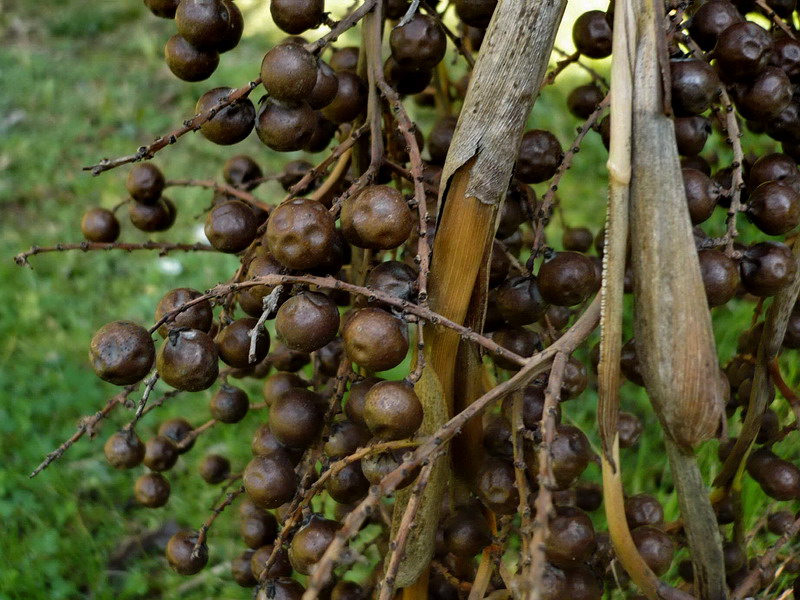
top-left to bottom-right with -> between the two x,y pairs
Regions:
157,329 -> 219,391
90,321 -> 155,386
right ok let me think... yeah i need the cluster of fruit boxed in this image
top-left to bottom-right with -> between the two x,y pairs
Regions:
24,0 -> 800,597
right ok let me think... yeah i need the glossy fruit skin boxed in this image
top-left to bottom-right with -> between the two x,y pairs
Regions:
261,43 -> 318,103
175,0 -> 231,48
155,288 -> 213,339
127,163 -> 165,204
631,526 -> 674,576
427,116 -> 458,165
747,448 -> 800,500
129,196 -> 176,232
231,550 -> 257,587
275,291 -> 339,353
145,0 -> 180,18
455,0 -> 497,28
698,249 -> 739,307
90,321 -> 155,386
266,198 -> 336,270
244,452 -> 297,509
159,418 -> 195,454
224,154 -> 263,189
492,327 -> 541,369
566,84 -> 604,120
670,59 -> 720,116
384,57 -> 433,97
746,181 -> 800,235
545,507 -> 597,567
674,116 -> 710,156
217,0 -> 244,53
269,388 -> 324,448
326,461 -> 370,503
199,453 -> 231,483
104,430 -> 146,469
256,578 -> 305,600
364,380 -> 423,440
341,185 -> 413,249
196,88 -> 255,145
289,515 -> 339,575
689,0 -> 743,51
749,153 -> 798,189
324,420 -> 371,458
157,329 -> 219,391
210,384 -> 250,423
134,472 -> 171,507
250,544 -> 293,579
217,317 -> 270,368
205,200 -> 258,253
342,308 -> 409,372
682,167 -> 720,225
270,0 -> 324,34
538,251 -> 597,307
241,510 -> 279,548
167,530 -> 209,575
262,371 -> 307,406
550,424 -> 592,489
320,70 -> 367,124
346,377 -> 382,427
495,276 -> 548,326
624,494 -> 664,529
516,129 -> 563,183
256,98 -> 317,152
475,456 -> 519,514
572,11 -> 612,58
144,435 -> 179,471
365,261 -> 417,303
770,37 -> 800,82
81,208 -> 121,243
164,34 -> 219,82
714,22 -> 773,80
733,67 -> 792,122
389,14 -> 447,71
444,510 -> 492,557
740,241 -> 798,297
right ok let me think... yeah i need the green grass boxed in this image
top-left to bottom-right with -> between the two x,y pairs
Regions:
1,1 -> 799,598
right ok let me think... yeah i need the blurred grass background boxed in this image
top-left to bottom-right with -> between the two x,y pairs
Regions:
1,0 -> 798,598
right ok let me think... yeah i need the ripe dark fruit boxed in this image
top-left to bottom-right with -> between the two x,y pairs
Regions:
320,70 -> 367,124
572,11 -> 612,59
364,380 -> 423,440
545,507 -> 597,567
205,200 -> 258,253
746,181 -> 800,235
346,377 -> 382,427
269,342 -> 311,372
244,452 -> 297,509
159,418 -> 195,453
620,338 -> 644,386
270,0 -> 324,34
289,515 -> 339,575
199,453 -> 231,483
740,241 -> 798,297
361,445 -> 418,489
714,22 -> 773,80
326,461 -> 370,503
550,424 -> 592,489
330,46 -> 359,72
427,116 -> 458,165
164,34 -> 219,82
308,61 -> 339,109
155,288 -> 213,339
624,494 -> 664,529
365,261 -> 417,303
767,510 -> 794,535
250,544 -> 293,579
324,420 -> 370,458
341,185 -> 413,250
502,385 -> 561,430
384,57 -> 433,96
689,0 -> 743,51
567,84 -> 604,120
104,430 -> 145,469
231,550 -> 257,587
134,472 -> 170,507
175,0 -> 231,49
269,388 -> 324,448
224,154 -> 263,189
749,153 -> 797,189
210,384 -> 250,423
266,198 -> 336,270
389,14 -> 446,71
263,371 -> 307,406
90,321 -> 155,386
196,88 -> 255,145
770,37 -> 800,82
562,227 -> 594,252
444,509 -> 492,557
167,530 -> 208,575
682,168 -> 720,225
144,435 -> 179,471
127,163 -> 165,204
216,318 -> 270,368
734,67 -> 792,122
256,98 -> 317,152
475,456 -> 519,514
257,578 -> 305,600
128,196 -> 176,232
157,328 -> 219,391
560,357 -> 588,400
538,251 -> 597,307
81,207 -> 120,243
493,327 -> 541,370
217,0 -> 244,53
670,59 -> 720,116
698,249 -> 739,307
495,276 -> 548,326
631,526 -> 674,576
455,0 -> 497,28
516,129 -> 563,184
145,0 -> 180,18
342,308 -> 409,372
747,448 -> 800,500
261,43 -> 318,103
241,512 -> 279,548
674,116 -> 711,156
275,291 -> 339,353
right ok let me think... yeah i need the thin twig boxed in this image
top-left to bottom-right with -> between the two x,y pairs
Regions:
176,418 -> 218,452
248,286 -> 283,364
123,373 -> 160,431
15,241 -> 215,267
731,514 -> 800,599
192,485 -> 246,558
